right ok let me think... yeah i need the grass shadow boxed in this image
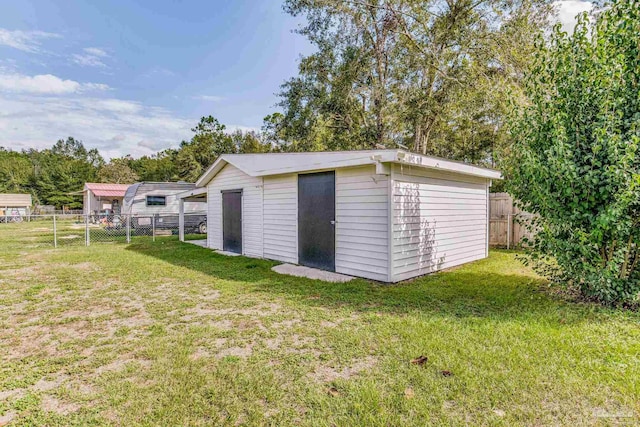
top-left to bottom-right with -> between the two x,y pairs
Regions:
125,240 -> 634,323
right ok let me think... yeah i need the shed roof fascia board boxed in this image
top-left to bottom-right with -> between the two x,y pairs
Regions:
396,152 -> 502,180
195,158 -> 229,187
195,150 -> 501,187
178,187 -> 208,199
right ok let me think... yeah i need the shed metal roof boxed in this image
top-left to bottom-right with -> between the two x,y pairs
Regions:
84,183 -> 130,197
0,193 -> 32,207
195,149 -> 502,187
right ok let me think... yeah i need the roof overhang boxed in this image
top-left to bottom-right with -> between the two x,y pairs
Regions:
92,190 -> 127,197
195,150 -> 502,187
393,151 -> 502,180
195,157 -> 232,187
178,187 -> 208,202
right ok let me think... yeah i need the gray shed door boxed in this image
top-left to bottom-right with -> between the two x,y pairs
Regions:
298,171 -> 335,271
222,190 -> 242,254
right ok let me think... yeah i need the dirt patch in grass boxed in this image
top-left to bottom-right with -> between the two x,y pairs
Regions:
33,373 -> 69,392
0,389 -> 25,401
205,319 -> 234,330
8,327 -> 58,359
209,303 -> 283,317
56,321 -> 94,342
41,395 -> 80,415
217,344 -> 254,359
272,319 -> 301,329
180,305 -> 223,320
235,319 -> 267,332
95,355 -> 151,375
59,235 -> 82,240
319,314 -> 361,329
264,337 -> 282,350
69,261 -> 97,271
0,410 -> 17,426
68,381 -> 98,396
60,307 -> 115,321
0,266 -> 41,278
109,315 -> 153,330
180,303 -> 281,324
189,348 -> 210,360
309,356 -> 378,383
200,289 -> 221,301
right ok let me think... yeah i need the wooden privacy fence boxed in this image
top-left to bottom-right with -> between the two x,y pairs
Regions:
489,193 -> 535,248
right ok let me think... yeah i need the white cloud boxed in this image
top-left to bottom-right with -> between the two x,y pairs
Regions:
94,99 -> 143,114
555,1 -> 594,33
193,95 -> 224,102
72,47 -> 109,68
0,72 -> 109,95
137,139 -> 169,150
0,94 -> 194,159
83,47 -> 107,57
0,28 -> 60,53
226,125 -> 260,134
142,67 -> 177,78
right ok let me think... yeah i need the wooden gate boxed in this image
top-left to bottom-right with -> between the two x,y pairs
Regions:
489,193 -> 535,248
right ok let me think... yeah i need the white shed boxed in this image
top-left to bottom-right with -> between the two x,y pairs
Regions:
0,193 -> 32,220
192,150 -> 501,282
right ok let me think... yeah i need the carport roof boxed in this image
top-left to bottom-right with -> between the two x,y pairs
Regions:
84,183 -> 130,197
195,149 -> 502,187
178,186 -> 207,201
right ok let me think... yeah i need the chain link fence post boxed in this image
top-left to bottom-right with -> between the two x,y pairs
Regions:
53,214 -> 57,248
152,216 -> 155,242
126,215 -> 131,244
85,214 -> 90,246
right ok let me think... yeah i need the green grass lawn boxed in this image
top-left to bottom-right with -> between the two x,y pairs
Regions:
0,225 -> 638,426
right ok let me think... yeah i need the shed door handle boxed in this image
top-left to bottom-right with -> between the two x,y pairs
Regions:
330,220 -> 336,225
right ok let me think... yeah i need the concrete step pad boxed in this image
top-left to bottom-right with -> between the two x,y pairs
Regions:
271,264 -> 354,283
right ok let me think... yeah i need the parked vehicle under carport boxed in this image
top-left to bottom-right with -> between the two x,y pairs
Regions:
131,214 -> 206,234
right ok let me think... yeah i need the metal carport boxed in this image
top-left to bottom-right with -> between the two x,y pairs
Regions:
177,187 -> 207,243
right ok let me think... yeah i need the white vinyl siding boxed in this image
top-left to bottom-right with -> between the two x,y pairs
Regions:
207,164 -> 263,258
335,166 -> 389,281
263,174 -> 298,263
202,158 -> 493,283
391,164 -> 489,282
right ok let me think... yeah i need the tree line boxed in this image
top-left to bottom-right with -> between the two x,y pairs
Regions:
0,117 -> 271,208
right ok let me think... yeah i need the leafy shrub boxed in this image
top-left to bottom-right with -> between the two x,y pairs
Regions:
504,0 -> 640,306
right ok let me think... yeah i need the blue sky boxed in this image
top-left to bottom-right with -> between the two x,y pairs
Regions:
0,0 -> 590,159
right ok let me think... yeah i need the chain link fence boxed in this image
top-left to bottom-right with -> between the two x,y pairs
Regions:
0,213 -> 207,250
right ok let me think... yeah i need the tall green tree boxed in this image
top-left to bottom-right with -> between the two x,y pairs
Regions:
0,148 -> 33,196
30,137 -> 104,208
127,150 -> 180,182
504,0 -> 640,306
231,129 -> 272,153
176,116 -> 236,182
275,0 -> 551,165
98,158 -> 139,184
